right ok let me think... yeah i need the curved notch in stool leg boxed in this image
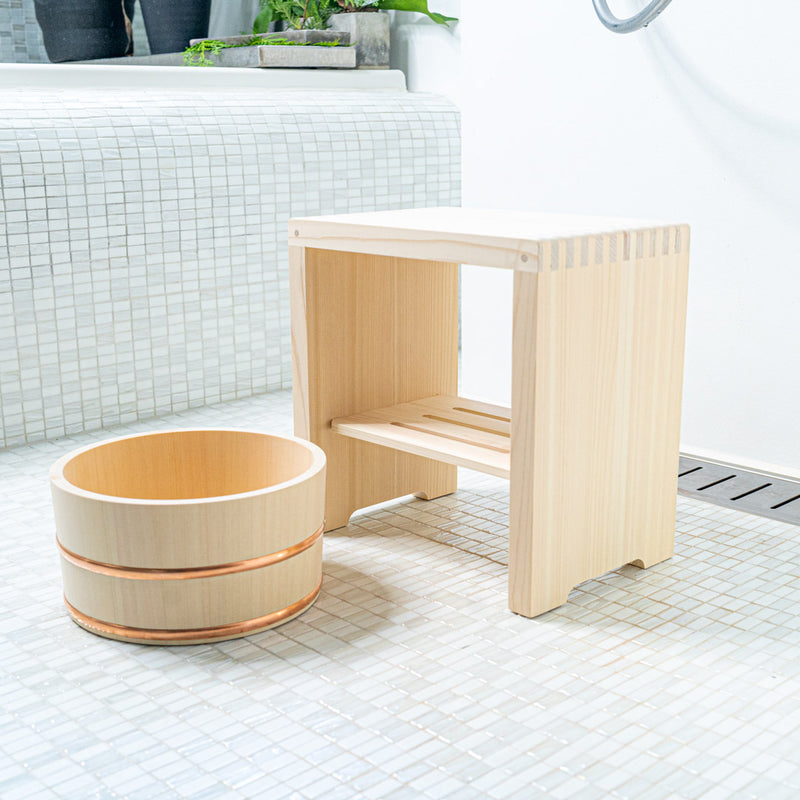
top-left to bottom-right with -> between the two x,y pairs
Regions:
324,508 -> 355,532
629,548 -> 674,570
414,482 -> 457,502
324,470 -> 458,531
509,574 -> 573,619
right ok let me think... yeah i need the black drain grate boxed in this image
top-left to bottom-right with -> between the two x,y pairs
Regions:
678,456 -> 800,526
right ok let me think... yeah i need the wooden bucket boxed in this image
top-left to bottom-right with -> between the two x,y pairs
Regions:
50,429 -> 326,645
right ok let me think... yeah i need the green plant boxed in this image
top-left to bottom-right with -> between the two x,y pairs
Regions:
183,34 -> 343,66
254,0 -> 336,33
254,0 -> 457,32
184,38 -> 223,65
335,0 -> 456,25
334,0 -> 380,9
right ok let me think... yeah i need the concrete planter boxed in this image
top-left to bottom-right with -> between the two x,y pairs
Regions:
211,44 -> 356,69
188,31 -> 355,69
190,30 -> 350,47
330,11 -> 390,68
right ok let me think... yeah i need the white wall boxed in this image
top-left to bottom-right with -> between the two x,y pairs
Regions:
389,1 -> 461,104
460,0 -> 800,476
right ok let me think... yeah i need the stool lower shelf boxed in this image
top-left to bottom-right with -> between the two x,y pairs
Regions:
332,395 -> 511,479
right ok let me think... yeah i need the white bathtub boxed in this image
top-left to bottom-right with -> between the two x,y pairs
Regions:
0,62 -> 407,91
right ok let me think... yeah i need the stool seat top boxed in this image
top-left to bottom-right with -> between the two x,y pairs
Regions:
289,207 -> 687,271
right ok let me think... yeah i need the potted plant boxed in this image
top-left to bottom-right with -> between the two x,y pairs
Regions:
33,0 -> 135,62
184,1 -> 352,68
139,0 -> 212,54
253,0 -> 337,33
249,0 -> 456,68
329,0 -> 457,68
333,0 -> 456,26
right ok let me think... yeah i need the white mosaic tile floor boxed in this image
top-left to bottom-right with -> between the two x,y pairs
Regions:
2,390 -> 800,799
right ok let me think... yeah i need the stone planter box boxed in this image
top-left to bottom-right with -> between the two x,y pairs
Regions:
189,30 -> 355,69
189,30 -> 350,47
211,44 -> 355,68
329,11 -> 390,68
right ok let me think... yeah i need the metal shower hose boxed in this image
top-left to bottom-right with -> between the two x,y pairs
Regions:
592,0 -> 674,33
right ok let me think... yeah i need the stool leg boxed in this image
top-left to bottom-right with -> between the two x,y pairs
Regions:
508,233 -> 689,617
291,246 -> 459,531
508,269 -> 576,616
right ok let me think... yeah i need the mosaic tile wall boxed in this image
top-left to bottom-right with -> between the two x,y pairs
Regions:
0,0 -> 47,63
0,86 -> 461,447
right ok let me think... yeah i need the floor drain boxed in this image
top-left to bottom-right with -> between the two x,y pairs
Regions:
678,456 -> 800,526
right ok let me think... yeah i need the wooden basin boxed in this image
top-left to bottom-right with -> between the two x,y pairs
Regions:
50,429 -> 326,644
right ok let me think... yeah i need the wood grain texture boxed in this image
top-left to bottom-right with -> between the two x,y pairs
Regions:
289,208 -> 683,271
64,580 -> 322,646
292,248 -> 459,530
289,210 -> 690,618
59,541 -> 322,631
51,430 -> 326,567
50,430 -> 326,642
509,227 -> 690,616
333,395 -> 510,478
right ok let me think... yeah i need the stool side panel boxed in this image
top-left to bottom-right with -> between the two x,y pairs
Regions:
510,228 -> 690,617
294,248 -> 459,530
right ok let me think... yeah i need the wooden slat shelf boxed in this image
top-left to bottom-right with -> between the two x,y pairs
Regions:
332,395 -> 511,479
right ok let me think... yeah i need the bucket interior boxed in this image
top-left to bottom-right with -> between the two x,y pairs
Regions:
61,431 -> 314,500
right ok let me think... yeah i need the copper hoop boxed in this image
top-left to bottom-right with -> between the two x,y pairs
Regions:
57,523 -> 324,581
64,578 -> 322,643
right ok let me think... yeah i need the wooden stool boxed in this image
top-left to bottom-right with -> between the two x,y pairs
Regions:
289,208 -> 689,617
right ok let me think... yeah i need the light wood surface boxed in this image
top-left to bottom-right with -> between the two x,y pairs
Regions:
291,247 -> 459,530
50,429 -> 326,643
333,395 -> 510,478
509,227 -> 690,616
59,428 -> 313,500
51,429 -> 326,567
290,209 -> 690,618
289,207 -> 682,271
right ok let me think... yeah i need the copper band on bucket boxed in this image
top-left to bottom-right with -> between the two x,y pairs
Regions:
64,577 -> 323,643
57,522 -> 324,581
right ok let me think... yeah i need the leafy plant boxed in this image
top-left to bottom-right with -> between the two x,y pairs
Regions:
254,0 -> 336,33
253,1 -> 273,33
335,0 -> 456,25
183,34 -> 344,67
184,38 -> 226,66
334,0 -> 380,9
373,0 -> 457,26
254,0 -> 457,31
